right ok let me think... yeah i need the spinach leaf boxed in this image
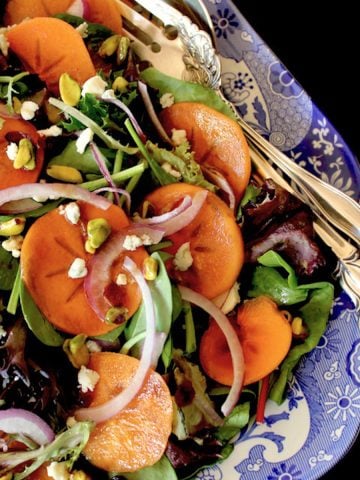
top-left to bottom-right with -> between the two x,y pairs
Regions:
269,282 -> 334,403
0,247 -> 18,291
119,454 -> 177,480
124,252 -> 173,366
216,402 -> 250,442
140,68 -> 236,119
20,282 -> 64,347
48,141 -> 106,174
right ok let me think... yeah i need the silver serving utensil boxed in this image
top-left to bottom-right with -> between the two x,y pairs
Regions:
117,0 -> 360,246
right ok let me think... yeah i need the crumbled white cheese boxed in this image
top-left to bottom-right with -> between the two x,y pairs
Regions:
173,242 -> 193,271
102,89 -> 116,100
86,340 -> 102,353
116,273 -> 128,286
20,101 -> 39,120
0,324 -> 6,338
81,75 -> 107,97
6,142 -> 18,161
160,92 -> 175,108
123,234 -> 143,251
68,258 -> 88,279
76,21 -> 89,38
60,202 -> 81,225
78,365 -> 100,393
0,33 -> 9,56
75,127 -> 93,154
47,461 -> 70,480
171,128 -> 188,146
37,125 -> 63,137
161,161 -> 181,179
66,416 -> 77,428
2,235 -> 24,258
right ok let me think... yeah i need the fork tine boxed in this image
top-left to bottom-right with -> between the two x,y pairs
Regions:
117,0 -> 188,79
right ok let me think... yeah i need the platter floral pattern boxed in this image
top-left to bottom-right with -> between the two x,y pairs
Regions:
192,1 -> 360,479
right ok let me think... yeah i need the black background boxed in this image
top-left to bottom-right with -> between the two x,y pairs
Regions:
231,1 -> 359,478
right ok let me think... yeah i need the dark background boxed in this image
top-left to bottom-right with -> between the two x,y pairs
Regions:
232,1 -> 359,479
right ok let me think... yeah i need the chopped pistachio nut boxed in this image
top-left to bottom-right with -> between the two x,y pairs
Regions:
66,416 -> 77,428
213,282 -> 240,314
2,235 -> 24,258
78,365 -> 100,393
173,242 -> 193,271
98,34 -> 120,57
70,471 -> 91,480
105,306 -> 128,324
115,273 -> 128,286
291,316 -> 307,336
20,100 -> 39,120
86,218 -> 111,252
63,334 -> 89,368
59,202 -> 81,225
143,256 -> 158,281
68,258 -> 88,279
59,73 -> 81,107
117,36 -> 130,64
112,76 -> 129,93
13,138 -> 35,170
160,92 -> 175,108
0,217 -> 25,236
47,165 -> 83,184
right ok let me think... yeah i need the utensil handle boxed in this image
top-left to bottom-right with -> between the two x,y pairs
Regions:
238,116 -> 360,245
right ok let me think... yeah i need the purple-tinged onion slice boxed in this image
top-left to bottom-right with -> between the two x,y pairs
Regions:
0,408 -> 55,446
75,256 -> 156,423
178,285 -> 244,416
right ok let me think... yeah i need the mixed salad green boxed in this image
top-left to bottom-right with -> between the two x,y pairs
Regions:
0,8 -> 334,480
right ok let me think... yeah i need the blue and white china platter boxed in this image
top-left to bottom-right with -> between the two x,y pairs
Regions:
193,1 -> 360,479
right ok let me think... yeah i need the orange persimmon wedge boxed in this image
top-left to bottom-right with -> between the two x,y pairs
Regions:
4,0 -> 123,33
21,201 -> 147,336
199,296 -> 292,386
0,117 -> 44,189
160,102 -> 251,204
144,183 -> 244,299
6,17 -> 96,94
83,352 -> 173,473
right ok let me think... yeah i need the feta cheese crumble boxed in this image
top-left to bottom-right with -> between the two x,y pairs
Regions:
76,22 -> 89,38
160,92 -> 175,108
0,33 -> 9,56
75,127 -> 93,154
78,365 -> 100,393
47,461 -> 70,480
81,75 -> 107,97
171,128 -> 188,146
68,258 -> 88,279
2,235 -> 24,258
173,242 -> 193,271
60,202 -> 81,225
37,125 -> 63,137
20,101 -> 39,120
123,234 -> 143,251
6,142 -> 18,161
115,273 -> 128,286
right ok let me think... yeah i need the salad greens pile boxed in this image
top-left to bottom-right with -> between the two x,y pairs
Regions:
0,9 -> 335,480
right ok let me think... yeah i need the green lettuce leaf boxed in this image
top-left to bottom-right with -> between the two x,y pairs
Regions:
118,454 -> 177,480
140,67 -> 236,119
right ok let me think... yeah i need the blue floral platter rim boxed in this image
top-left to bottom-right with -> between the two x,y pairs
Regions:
191,1 -> 360,480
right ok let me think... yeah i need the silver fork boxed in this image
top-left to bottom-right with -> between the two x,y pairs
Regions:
116,0 -> 360,245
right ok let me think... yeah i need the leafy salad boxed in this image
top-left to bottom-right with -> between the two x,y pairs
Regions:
0,1 -> 334,479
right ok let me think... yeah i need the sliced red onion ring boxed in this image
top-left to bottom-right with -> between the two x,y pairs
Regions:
135,195 -> 191,225
76,256 -> 156,423
101,93 -> 147,143
90,142 -> 120,205
0,183 -> 111,210
0,198 -> 42,214
0,408 -> 55,445
202,166 -> 236,211
135,190 -> 207,236
84,225 -> 164,321
178,285 -> 244,417
137,81 -> 173,145
94,187 -> 131,212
